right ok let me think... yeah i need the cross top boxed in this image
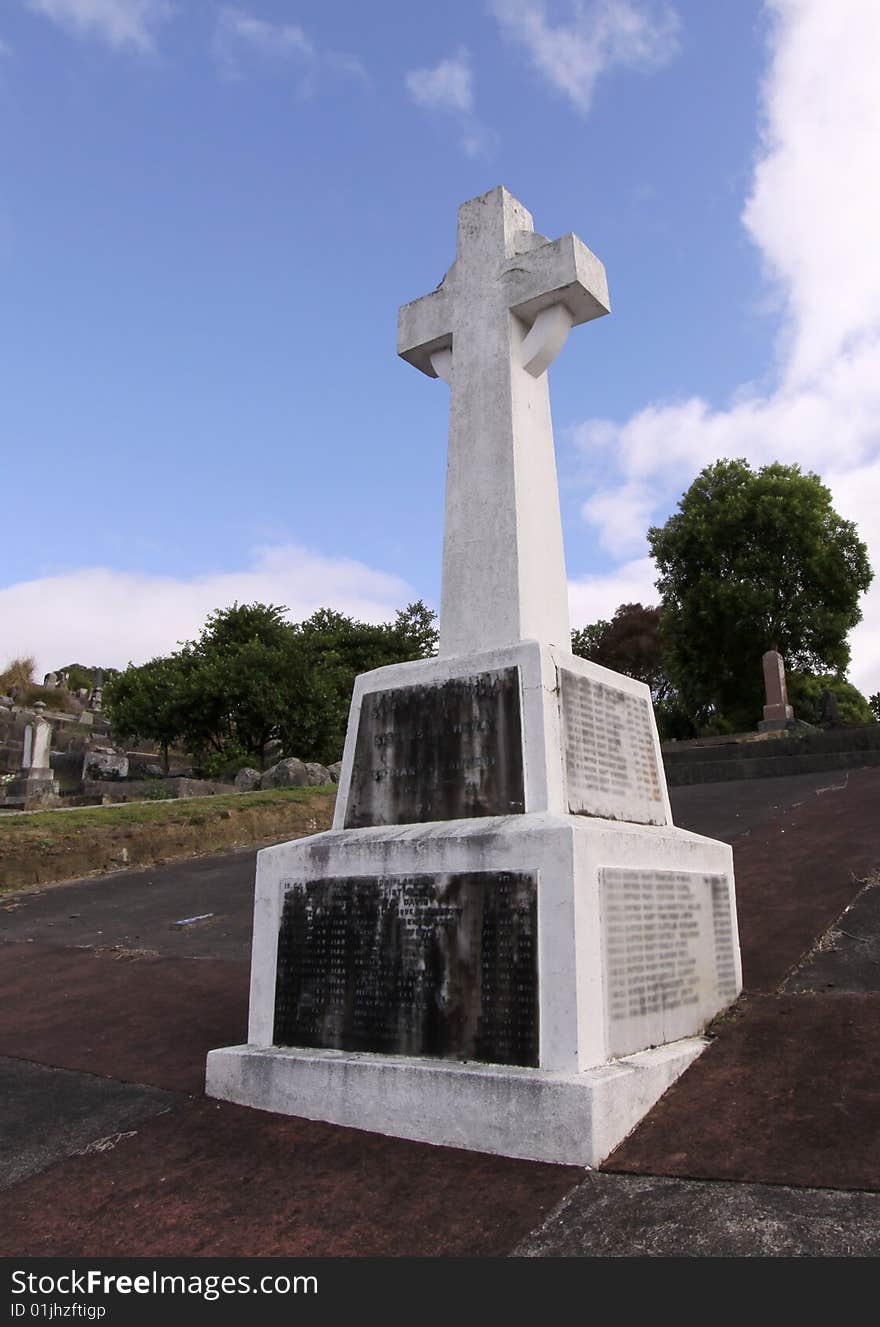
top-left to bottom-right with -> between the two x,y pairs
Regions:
398,187 -> 610,658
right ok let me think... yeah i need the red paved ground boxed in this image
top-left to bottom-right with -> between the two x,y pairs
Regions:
2,767 -> 879,1254
604,769 -> 880,1190
0,943 -> 248,1093
0,1097 -> 581,1258
731,768 -> 880,992
604,993 -> 880,1189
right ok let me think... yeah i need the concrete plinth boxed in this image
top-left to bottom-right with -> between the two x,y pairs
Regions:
207,809 -> 739,1165
2,772 -> 60,809
206,1037 -> 706,1168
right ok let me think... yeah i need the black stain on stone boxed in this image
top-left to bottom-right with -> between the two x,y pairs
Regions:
273,871 -> 538,1067
344,668 -> 525,828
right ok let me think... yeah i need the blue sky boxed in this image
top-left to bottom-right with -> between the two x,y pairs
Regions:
2,1 -> 879,698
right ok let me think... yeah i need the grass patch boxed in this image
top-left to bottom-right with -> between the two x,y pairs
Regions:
0,786 -> 337,892
0,785 -> 334,837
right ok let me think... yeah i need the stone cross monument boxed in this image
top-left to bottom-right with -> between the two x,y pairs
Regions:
207,187 -> 742,1166
398,186 -> 608,657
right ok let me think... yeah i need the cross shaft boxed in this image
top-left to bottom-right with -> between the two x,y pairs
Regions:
398,186 -> 610,657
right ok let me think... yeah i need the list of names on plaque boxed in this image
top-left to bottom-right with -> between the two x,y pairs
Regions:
601,867 -> 733,1057
344,667 -> 525,828
273,870 -> 538,1066
559,669 -> 666,825
711,876 -> 739,1003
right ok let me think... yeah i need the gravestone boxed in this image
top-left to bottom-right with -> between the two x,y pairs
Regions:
2,703 -> 60,807
759,649 -> 795,731
207,187 -> 741,1165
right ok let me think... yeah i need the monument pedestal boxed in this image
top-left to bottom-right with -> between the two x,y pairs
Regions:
2,771 -> 60,808
207,188 -> 741,1166
207,646 -> 740,1165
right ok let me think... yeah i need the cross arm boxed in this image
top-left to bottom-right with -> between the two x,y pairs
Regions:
397,278 -> 453,378
503,233 -> 610,329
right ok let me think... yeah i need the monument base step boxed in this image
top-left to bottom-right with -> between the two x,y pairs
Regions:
205,1037 -> 706,1167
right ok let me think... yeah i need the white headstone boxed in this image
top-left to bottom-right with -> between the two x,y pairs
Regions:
30,716 -> 52,771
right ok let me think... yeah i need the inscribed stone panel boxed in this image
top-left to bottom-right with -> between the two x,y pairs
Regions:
601,867 -> 735,1057
345,668 -> 524,828
560,669 -> 666,825
273,870 -> 538,1066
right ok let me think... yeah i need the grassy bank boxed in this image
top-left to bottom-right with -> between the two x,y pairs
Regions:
0,786 -> 337,893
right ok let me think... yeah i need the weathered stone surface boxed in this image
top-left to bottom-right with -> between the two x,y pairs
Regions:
234,767 -> 261,793
82,750 -> 129,781
344,668 -> 524,828
601,867 -> 738,1058
273,870 -> 538,1066
560,668 -> 666,826
760,649 -> 794,727
262,758 -> 309,789
207,188 -> 741,1167
327,761 -> 342,783
399,186 -> 609,656
303,762 -> 331,786
262,739 -> 283,766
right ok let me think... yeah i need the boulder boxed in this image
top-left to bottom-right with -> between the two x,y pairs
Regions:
234,766 -> 262,793
303,761 -> 331,785
327,761 -> 343,783
262,738 -> 284,766
261,757 -> 310,789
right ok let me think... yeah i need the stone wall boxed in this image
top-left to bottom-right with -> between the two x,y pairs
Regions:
81,776 -> 233,803
662,725 -> 880,785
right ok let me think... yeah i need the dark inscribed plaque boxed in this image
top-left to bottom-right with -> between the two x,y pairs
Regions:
344,668 -> 524,828
273,871 -> 538,1067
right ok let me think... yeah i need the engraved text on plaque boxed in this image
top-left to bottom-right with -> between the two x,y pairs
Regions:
273,870 -> 538,1066
345,668 -> 524,828
601,867 -> 736,1057
560,669 -> 666,825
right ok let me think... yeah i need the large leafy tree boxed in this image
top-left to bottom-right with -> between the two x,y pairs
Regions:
105,600 -> 438,771
287,602 -> 438,761
104,654 -> 194,770
571,603 -> 669,702
648,459 -> 873,730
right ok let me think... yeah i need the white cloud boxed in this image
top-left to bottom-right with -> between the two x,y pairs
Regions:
406,48 -> 474,114
25,0 -> 169,52
405,48 -> 492,157
212,6 -> 367,92
568,556 -> 658,628
744,0 -> 880,386
0,544 -> 416,681
491,0 -> 680,113
572,0 -> 880,696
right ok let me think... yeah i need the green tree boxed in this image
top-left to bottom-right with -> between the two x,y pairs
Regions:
648,459 -> 873,731
786,671 -> 876,727
288,600 -> 437,762
104,654 -> 192,770
571,603 -> 669,701
104,599 -> 439,772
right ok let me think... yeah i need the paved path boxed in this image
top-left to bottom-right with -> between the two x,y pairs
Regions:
1,767 -> 879,1257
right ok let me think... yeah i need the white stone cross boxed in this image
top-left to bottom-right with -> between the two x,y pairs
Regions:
398,186 -> 610,657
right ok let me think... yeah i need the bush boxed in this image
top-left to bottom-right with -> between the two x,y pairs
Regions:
787,672 -> 875,727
